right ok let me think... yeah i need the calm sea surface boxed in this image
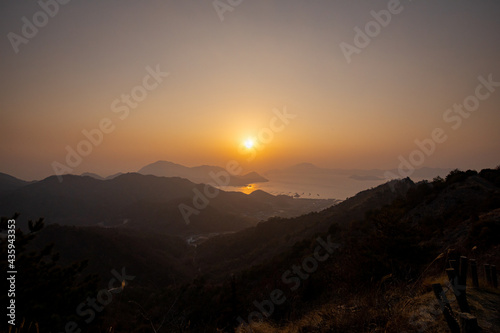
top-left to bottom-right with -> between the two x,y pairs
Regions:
218,173 -> 387,200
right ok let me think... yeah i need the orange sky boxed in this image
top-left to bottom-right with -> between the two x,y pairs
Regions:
1,1 -> 499,180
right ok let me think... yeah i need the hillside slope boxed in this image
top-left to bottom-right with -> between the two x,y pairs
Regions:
227,168 -> 500,332
196,178 -> 414,275
0,173 -> 335,235
0,172 -> 30,195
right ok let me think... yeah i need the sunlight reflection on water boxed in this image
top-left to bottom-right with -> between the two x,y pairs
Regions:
216,174 -> 388,200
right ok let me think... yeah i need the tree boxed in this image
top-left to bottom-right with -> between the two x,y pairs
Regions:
0,214 -> 99,331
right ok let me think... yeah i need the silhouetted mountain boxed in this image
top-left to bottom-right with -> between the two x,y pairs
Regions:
80,172 -> 104,180
80,172 -> 123,180
0,172 -> 30,195
235,171 -> 268,184
138,160 -> 268,186
248,189 -> 276,201
105,172 -> 124,180
0,173 -> 334,235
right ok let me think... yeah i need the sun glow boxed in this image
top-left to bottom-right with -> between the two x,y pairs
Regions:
244,138 -> 254,149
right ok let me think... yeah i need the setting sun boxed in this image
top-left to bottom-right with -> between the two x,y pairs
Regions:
244,138 -> 254,149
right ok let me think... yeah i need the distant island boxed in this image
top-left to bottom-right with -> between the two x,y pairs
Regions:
138,160 -> 268,186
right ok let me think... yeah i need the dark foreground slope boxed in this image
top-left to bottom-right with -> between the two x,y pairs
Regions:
184,168 -> 500,332
223,168 -> 500,332
32,225 -> 196,287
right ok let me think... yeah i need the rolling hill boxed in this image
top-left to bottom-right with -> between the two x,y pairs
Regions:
0,172 -> 31,196
0,173 -> 335,235
138,160 -> 268,186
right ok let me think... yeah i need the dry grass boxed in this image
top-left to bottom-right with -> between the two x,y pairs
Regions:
235,275 -> 500,333
8,319 -> 39,333
236,295 -> 400,333
392,274 -> 500,333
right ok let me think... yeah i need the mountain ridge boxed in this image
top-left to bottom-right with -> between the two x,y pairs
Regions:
138,160 -> 268,186
0,172 -> 335,235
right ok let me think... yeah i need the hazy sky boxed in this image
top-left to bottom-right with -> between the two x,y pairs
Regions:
1,0 -> 499,180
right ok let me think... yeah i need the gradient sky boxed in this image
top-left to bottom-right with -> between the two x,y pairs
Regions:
1,0 -> 499,180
